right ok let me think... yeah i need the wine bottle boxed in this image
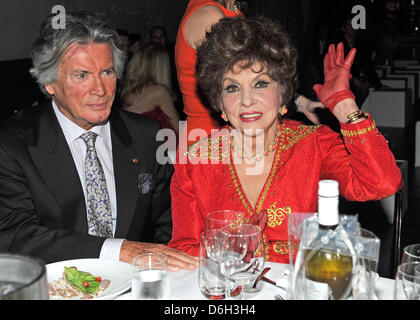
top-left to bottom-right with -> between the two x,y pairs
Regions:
303,180 -> 354,300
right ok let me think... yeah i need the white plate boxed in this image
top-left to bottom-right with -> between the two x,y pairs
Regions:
46,259 -> 135,300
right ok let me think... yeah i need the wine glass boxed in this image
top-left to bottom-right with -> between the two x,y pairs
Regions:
394,262 -> 420,300
205,210 -> 245,261
401,244 -> 420,264
206,210 -> 245,234
219,223 -> 265,300
199,210 -> 245,299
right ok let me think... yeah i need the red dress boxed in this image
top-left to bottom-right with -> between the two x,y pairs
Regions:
168,116 -> 403,263
142,105 -> 175,132
175,0 -> 240,143
142,105 -> 178,146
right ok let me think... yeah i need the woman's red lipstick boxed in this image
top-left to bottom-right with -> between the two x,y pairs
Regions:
239,112 -> 263,122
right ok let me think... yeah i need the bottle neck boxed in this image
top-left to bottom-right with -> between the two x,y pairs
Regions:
319,223 -> 338,230
318,194 -> 339,227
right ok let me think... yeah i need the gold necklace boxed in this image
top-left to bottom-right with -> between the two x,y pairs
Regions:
230,124 -> 280,161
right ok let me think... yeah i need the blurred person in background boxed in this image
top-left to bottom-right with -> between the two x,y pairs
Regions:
117,28 -> 130,53
129,33 -> 143,55
151,25 -> 169,46
175,0 -> 243,142
120,43 -> 180,135
151,25 -> 182,118
328,15 -> 384,106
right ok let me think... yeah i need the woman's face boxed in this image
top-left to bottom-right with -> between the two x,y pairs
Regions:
219,62 -> 284,139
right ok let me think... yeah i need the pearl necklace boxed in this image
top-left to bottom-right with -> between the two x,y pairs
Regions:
230,125 -> 280,162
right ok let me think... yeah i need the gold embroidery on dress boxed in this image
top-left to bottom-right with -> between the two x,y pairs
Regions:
185,132 -> 231,161
282,125 -> 319,151
228,124 -> 285,217
227,122 -> 318,260
229,164 -> 254,217
341,121 -> 377,138
228,122 -> 318,215
273,240 -> 289,255
267,203 -> 291,228
255,124 -> 318,214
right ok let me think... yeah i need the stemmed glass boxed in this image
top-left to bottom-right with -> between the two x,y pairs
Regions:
393,244 -> 420,300
205,210 -> 245,262
206,210 -> 245,233
218,223 -> 265,300
394,262 -> 420,300
401,244 -> 420,264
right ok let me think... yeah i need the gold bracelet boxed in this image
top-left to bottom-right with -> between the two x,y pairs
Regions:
346,110 -> 367,124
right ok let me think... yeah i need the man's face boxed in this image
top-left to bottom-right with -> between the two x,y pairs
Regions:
119,35 -> 130,52
46,42 -> 117,130
151,28 -> 166,46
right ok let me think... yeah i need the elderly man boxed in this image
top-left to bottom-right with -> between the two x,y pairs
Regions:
0,11 -> 197,271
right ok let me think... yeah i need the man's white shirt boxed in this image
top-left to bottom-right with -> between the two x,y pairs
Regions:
52,101 -> 124,261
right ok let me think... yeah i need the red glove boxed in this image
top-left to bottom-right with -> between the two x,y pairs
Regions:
313,42 -> 357,112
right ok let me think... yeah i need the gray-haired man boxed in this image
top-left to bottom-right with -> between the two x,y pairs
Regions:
0,11 -> 197,271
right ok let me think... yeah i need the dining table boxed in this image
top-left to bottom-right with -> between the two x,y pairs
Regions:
115,261 -> 395,300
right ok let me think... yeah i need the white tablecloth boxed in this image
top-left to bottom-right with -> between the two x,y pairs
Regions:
116,262 -> 395,300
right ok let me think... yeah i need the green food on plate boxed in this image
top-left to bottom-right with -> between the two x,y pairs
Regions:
64,266 -> 101,294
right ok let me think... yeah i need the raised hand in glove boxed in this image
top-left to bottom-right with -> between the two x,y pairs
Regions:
313,42 -> 357,112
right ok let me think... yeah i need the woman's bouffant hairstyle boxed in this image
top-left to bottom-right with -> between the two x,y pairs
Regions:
196,16 -> 298,112
120,42 -> 172,105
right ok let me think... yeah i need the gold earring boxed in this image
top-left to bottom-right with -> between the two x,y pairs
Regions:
221,111 -> 228,122
280,105 -> 288,116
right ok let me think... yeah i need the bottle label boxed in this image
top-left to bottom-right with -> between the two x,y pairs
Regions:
305,279 -> 329,300
318,196 -> 339,226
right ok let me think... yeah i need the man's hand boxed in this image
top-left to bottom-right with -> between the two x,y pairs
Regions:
119,240 -> 199,272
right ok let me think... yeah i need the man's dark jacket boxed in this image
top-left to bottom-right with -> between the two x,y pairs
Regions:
0,102 -> 173,264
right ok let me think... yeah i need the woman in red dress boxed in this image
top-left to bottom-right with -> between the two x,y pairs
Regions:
169,16 -> 403,263
175,0 -> 241,143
